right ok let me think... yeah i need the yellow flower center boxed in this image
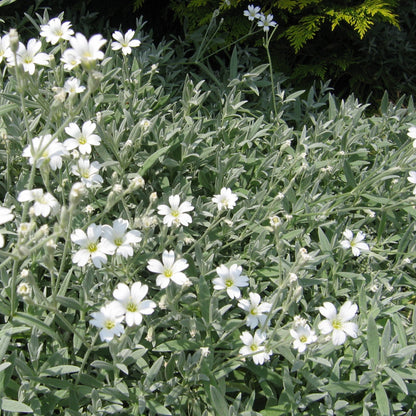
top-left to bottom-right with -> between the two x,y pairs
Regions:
300,335 -> 307,343
126,301 -> 137,312
104,320 -> 115,329
78,136 -> 87,145
250,344 -> 258,352
82,171 -> 90,179
225,279 -> 234,288
250,307 -> 258,316
164,269 -> 173,278
332,319 -> 342,330
114,238 -> 123,246
171,209 -> 180,218
88,242 -> 97,252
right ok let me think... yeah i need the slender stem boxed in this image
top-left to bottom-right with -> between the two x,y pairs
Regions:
75,332 -> 100,385
53,208 -> 74,302
263,26 -> 279,118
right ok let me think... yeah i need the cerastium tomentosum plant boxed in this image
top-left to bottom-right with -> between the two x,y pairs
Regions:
0,6 -> 415,415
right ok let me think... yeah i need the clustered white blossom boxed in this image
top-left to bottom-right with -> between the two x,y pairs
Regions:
90,281 -> 156,342
71,221 -> 141,268
243,5 -> 277,32
289,300 -> 359,352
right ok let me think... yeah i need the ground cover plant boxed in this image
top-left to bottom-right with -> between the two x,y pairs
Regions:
0,5 -> 416,415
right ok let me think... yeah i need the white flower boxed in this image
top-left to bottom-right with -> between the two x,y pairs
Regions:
17,189 -> 59,217
407,126 -> 416,148
102,219 -> 142,258
71,158 -> 103,188
17,282 -> 31,297
290,324 -> 317,353
0,207 -> 14,225
340,229 -> 369,256
238,293 -> 272,329
289,272 -> 298,283
147,250 -> 190,289
212,187 -> 238,211
157,195 -> 194,227
293,315 -> 307,327
212,264 -> 249,299
140,215 -> 157,229
239,330 -> 272,365
408,171 -> 416,185
64,121 -> 101,154
22,135 -> 67,170
257,14 -> 277,32
0,34 -> 10,63
71,224 -> 114,268
61,48 -> 81,70
269,215 -> 281,228
318,301 -> 358,346
243,5 -> 261,21
7,39 -> 49,74
139,119 -> 151,130
65,33 -> 106,68
111,29 -> 141,55
113,282 -> 156,326
64,77 -> 86,95
40,17 -> 74,45
200,346 -> 210,357
90,301 -> 125,342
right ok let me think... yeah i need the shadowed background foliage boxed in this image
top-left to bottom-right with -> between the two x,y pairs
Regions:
1,0 -> 414,104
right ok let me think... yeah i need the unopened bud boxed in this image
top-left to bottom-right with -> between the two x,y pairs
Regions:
88,70 -> 104,92
128,175 -> 145,191
9,29 -> 19,54
149,192 -> 157,203
69,182 -> 86,205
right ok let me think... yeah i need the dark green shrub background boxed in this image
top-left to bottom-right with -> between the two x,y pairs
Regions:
0,0 -> 414,103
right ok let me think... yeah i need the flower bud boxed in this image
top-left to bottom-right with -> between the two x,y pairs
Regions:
127,175 -> 145,192
88,70 -> 104,92
9,28 -> 19,54
69,182 -> 86,206
149,192 -> 157,203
